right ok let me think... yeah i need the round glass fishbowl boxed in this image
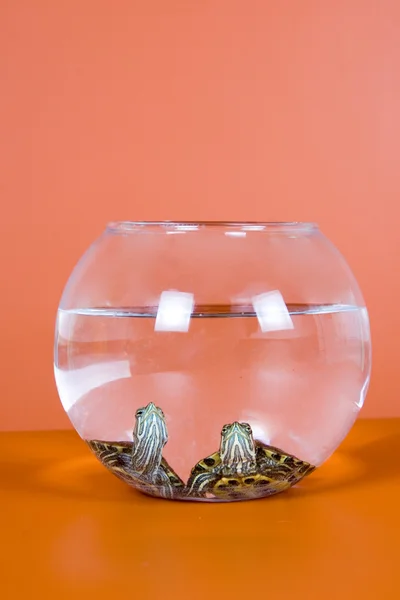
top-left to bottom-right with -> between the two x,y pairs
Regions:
54,221 -> 371,502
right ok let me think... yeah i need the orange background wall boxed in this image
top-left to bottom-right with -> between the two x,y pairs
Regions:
1,1 -> 399,431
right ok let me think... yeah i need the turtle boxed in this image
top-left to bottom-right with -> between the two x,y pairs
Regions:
86,402 -> 184,499
185,421 -> 316,501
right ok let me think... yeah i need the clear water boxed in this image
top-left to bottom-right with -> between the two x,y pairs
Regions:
54,304 -> 370,483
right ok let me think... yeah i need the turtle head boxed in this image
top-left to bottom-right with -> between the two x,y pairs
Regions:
134,402 -> 168,445
132,402 -> 168,474
219,422 -> 256,475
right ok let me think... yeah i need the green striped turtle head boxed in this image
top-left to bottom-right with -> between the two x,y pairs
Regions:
132,402 -> 168,475
219,422 -> 257,476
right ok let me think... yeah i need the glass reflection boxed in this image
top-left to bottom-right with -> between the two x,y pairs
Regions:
224,231 -> 246,238
155,291 -> 194,332
54,360 -> 131,411
252,291 -> 294,333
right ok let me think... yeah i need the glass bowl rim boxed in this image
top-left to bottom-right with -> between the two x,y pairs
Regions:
106,221 -> 318,232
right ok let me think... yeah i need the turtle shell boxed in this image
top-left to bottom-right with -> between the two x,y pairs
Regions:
255,443 -> 316,481
86,439 -> 185,499
186,441 -> 315,501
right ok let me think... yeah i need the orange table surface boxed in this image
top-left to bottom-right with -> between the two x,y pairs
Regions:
1,419 -> 398,599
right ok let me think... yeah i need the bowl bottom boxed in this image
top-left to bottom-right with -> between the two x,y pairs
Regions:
85,407 -> 316,503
